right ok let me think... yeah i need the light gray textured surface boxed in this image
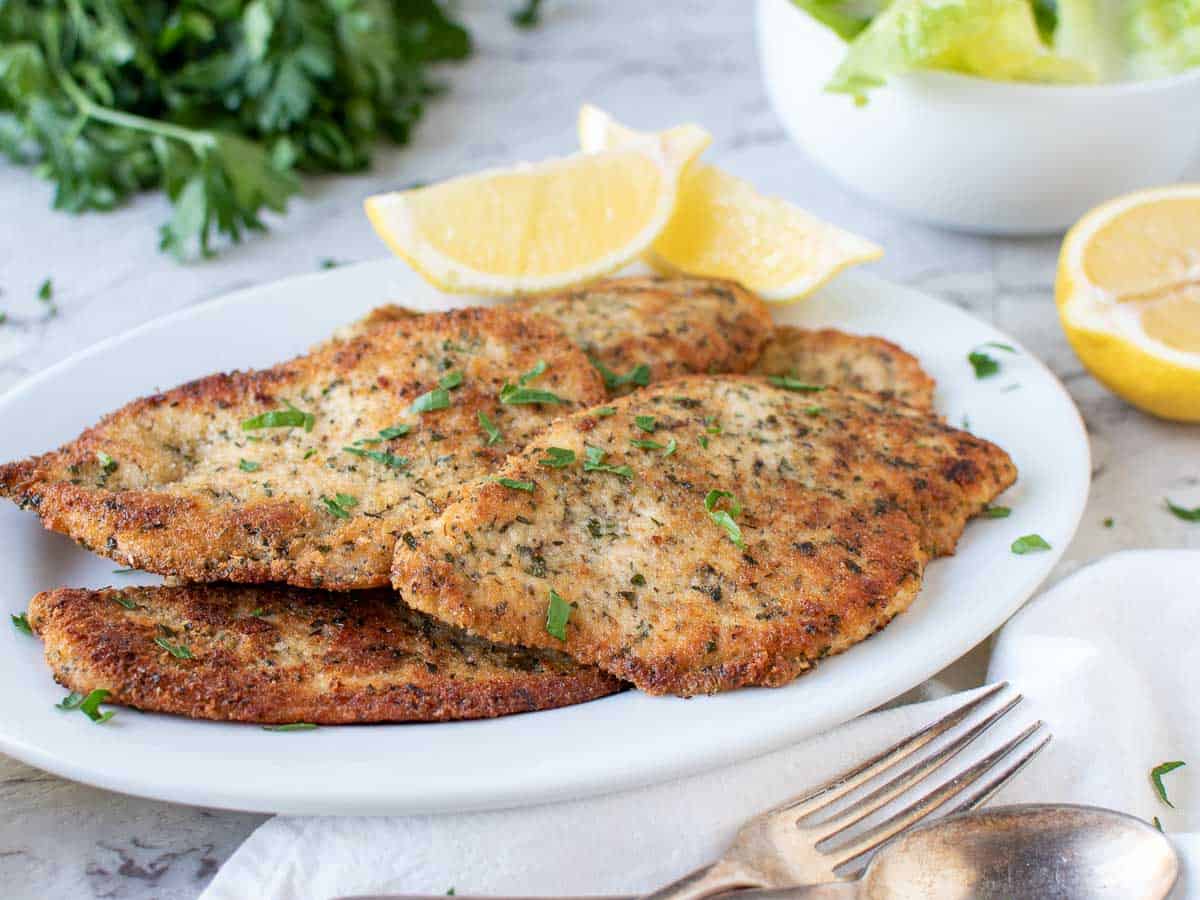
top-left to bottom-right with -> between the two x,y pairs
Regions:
0,3 -> 1197,898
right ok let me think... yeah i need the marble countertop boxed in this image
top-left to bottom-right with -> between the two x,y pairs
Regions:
1,2 -> 1197,897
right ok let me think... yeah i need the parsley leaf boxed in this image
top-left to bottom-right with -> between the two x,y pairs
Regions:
263,722 -> 319,732
1151,761 -> 1186,808
342,447 -> 408,469
512,0 -> 545,28
410,387 -> 451,413
96,451 -> 118,475
538,448 -> 576,468
11,612 -> 32,635
545,588 -> 570,640
982,506 -> 1011,518
767,375 -> 824,393
37,278 -> 53,301
439,371 -> 464,390
582,446 -> 633,479
594,407 -> 617,417
705,489 -> 745,549
634,415 -> 656,433
1166,499 -> 1200,522
58,689 -> 115,723
500,362 -> 563,405
378,425 -> 412,440
1011,533 -> 1051,554
589,355 -> 651,391
968,351 -> 1000,378
320,493 -> 358,518
112,595 -> 140,610
155,636 -> 193,659
241,403 -> 314,432
238,459 -> 261,472
1103,516 -> 1114,528
494,477 -> 535,492
478,411 -> 503,446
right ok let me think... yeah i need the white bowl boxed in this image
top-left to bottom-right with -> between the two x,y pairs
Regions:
756,0 -> 1200,235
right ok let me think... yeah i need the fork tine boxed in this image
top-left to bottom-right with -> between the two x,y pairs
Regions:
946,731 -> 1052,816
823,720 -> 1047,868
777,682 -> 1008,818
813,693 -> 1023,841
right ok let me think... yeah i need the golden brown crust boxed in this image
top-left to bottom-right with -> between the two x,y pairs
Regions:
392,376 -> 1016,696
27,585 -> 622,724
751,326 -> 938,411
516,276 -> 774,393
0,307 -> 606,589
336,277 -> 775,395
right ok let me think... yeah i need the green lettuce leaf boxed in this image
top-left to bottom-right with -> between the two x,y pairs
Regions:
1126,0 -> 1200,77
826,0 -> 1098,100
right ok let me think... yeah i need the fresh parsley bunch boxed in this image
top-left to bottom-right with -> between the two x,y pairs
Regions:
0,0 -> 470,258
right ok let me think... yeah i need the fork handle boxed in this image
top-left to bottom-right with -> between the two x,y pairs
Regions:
640,859 -> 762,899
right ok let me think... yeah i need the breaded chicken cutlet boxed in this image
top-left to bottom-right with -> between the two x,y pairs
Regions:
0,306 -> 605,589
28,585 -> 621,723
751,326 -> 937,411
393,376 -> 1016,696
334,275 -> 776,394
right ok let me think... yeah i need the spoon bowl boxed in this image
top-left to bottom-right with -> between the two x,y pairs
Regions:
855,803 -> 1178,899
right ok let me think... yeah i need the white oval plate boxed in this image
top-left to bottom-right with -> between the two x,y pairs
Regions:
0,260 -> 1088,815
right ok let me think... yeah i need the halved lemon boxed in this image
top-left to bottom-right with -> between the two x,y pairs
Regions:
1057,185 -> 1200,422
578,105 -> 882,303
365,128 -> 709,295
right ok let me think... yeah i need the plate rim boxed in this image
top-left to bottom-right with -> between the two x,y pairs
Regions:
0,260 -> 1091,815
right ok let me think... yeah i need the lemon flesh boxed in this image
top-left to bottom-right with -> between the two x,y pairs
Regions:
1057,186 -> 1200,422
365,132 -> 708,296
578,105 -> 881,303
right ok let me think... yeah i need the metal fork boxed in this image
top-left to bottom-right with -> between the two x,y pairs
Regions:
342,682 -> 1048,900
645,681 -> 1048,900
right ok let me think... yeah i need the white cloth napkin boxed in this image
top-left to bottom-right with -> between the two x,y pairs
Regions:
202,550 -> 1198,899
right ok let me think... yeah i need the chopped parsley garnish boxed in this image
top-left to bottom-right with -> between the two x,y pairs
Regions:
1165,499 -> 1200,522
342,447 -> 408,469
495,477 -> 535,492
982,506 -> 1011,518
631,573 -> 646,586
439,370 -> 464,390
545,588 -> 571,640
303,448 -> 318,460
594,407 -> 617,417
410,387 -> 450,413
11,612 -> 32,635
38,278 -> 52,300
241,403 -> 315,432
319,258 -> 341,269
511,0 -> 543,28
155,636 -> 193,659
703,416 -> 722,435
634,415 -> 656,433
589,354 -> 650,391
1151,761 -> 1186,808
1103,517 -> 1114,528
249,608 -> 266,617
1011,533 -> 1051,554
112,595 -> 139,610
767,375 -> 824,393
263,722 -> 318,732
805,406 -> 824,417
631,437 -> 677,456
378,425 -> 412,440
498,364 -> 564,406
96,451 -> 118,474
582,445 -> 633,479
705,489 -> 745,549
967,343 -> 1015,379
57,689 -> 115,723
538,447 -> 575,468
699,435 -> 709,449
478,411 -> 503,446
320,493 -> 358,519
238,459 -> 260,472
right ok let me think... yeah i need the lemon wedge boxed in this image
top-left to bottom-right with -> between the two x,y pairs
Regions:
365,129 -> 709,296
578,105 -> 882,303
1057,185 -> 1200,422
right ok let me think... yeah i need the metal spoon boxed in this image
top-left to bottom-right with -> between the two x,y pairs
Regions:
345,803 -> 1178,900
749,803 -> 1179,899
